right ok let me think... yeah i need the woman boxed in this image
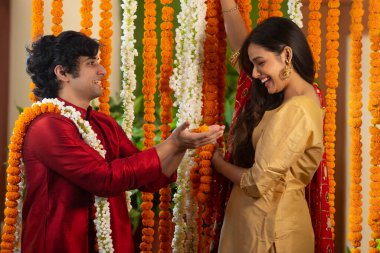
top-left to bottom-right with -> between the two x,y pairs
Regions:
212,16 -> 324,253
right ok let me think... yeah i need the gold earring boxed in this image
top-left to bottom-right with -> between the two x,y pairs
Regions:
279,60 -> 292,80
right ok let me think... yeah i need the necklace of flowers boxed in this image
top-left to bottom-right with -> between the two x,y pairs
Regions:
169,0 -> 207,251
0,98 -> 114,253
287,0 -> 303,28
257,0 -> 269,24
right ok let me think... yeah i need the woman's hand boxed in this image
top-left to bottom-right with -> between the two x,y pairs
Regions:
212,146 -> 225,173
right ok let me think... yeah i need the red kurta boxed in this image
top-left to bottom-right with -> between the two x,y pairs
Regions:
21,99 -> 171,253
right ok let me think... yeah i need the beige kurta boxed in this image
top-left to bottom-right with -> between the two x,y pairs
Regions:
218,96 -> 324,253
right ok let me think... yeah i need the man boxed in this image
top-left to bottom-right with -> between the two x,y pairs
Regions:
22,31 -> 224,252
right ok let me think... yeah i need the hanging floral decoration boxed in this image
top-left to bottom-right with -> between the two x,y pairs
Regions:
368,0 -> 380,251
139,1 -> 158,252
29,0 -> 44,102
237,0 -> 252,30
287,0 -> 303,28
157,0 -> 175,252
98,0 -> 113,115
80,0 -> 93,37
119,0 -> 138,212
51,0 -> 63,36
307,0 -> 322,79
120,0 -> 138,139
269,0 -> 283,17
347,0 -> 364,252
0,99 -> 115,253
257,0 -> 269,24
169,0 -> 207,251
324,0 -> 340,240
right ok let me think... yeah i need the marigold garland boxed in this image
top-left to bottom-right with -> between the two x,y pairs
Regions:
347,1 -> 364,252
257,0 -> 269,24
51,0 -> 63,36
80,0 -> 93,37
157,1 -> 174,252
368,0 -> 380,252
269,0 -> 283,18
236,0 -> 252,31
324,0 -> 340,240
140,1 -> 158,252
29,0 -> 44,102
197,0 -> 224,250
1,100 -> 115,252
307,0 -> 322,79
98,0 -> 113,115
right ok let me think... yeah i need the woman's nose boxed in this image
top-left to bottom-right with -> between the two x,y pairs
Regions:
252,67 -> 260,79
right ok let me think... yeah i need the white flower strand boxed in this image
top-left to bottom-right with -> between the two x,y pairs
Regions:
39,98 -> 114,253
120,0 -> 138,139
287,0 -> 303,28
120,0 -> 138,212
170,0 -> 206,251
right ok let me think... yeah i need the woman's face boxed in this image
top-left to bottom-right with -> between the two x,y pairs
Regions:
247,43 -> 289,94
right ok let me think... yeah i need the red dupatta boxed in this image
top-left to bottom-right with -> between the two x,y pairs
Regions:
211,71 -> 334,253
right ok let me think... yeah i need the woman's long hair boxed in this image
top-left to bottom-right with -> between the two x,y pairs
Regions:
231,17 -> 315,167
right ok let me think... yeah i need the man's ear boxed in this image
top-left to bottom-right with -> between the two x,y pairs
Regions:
54,65 -> 69,82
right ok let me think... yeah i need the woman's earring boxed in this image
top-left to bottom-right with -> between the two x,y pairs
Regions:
279,60 -> 292,80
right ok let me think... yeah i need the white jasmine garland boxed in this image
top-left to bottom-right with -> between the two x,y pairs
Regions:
287,0 -> 303,28
120,0 -> 138,211
120,0 -> 138,139
39,98 -> 114,253
170,0 -> 206,251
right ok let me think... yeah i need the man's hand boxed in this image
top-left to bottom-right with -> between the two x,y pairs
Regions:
170,122 -> 225,152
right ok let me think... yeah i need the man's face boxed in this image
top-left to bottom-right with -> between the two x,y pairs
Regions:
67,56 -> 106,102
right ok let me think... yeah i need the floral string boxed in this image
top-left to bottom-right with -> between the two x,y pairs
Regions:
287,0 -> 303,28
51,0 -> 63,36
0,99 -> 114,253
120,0 -> 138,140
307,0 -> 322,79
139,1 -> 158,252
257,0 -> 269,24
269,0 -> 283,18
347,0 -> 364,252
157,0 -> 175,252
119,0 -> 138,212
324,0 -> 340,240
98,0 -> 113,115
368,0 -> 380,251
169,0 -> 207,251
237,0 -> 252,31
29,0 -> 44,102
197,0 -> 221,250
80,0 -> 93,37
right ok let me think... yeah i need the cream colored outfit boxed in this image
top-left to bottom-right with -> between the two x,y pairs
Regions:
218,96 -> 324,253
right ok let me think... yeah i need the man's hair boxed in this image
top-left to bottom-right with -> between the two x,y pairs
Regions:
26,31 -> 100,100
